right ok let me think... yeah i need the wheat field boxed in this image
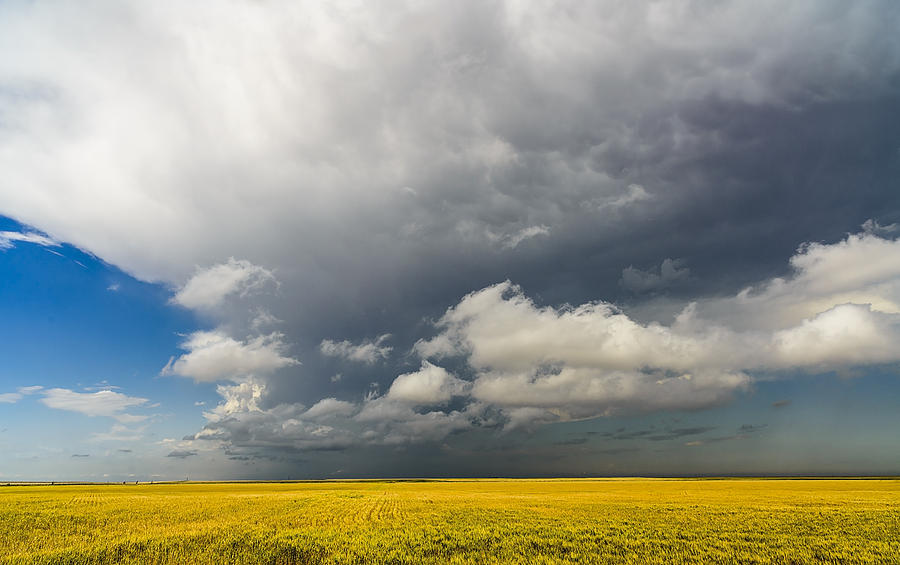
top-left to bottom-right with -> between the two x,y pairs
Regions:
2,478 -> 898,564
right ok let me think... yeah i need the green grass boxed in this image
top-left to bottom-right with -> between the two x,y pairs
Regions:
2,478 -> 899,563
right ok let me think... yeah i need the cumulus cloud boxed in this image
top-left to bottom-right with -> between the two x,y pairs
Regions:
416,231 -> 900,424
173,258 -> 276,310
162,329 -> 299,382
354,392 -> 474,445
195,362 -> 473,448
193,379 -> 356,452
386,361 -> 469,405
702,231 -> 900,330
177,232 -> 900,452
205,378 -> 267,419
40,389 -> 148,422
319,334 -> 392,364
189,362 -> 474,454
302,398 -> 356,421
0,231 -> 59,250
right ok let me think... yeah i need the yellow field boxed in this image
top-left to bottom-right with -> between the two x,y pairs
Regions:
2,478 -> 898,564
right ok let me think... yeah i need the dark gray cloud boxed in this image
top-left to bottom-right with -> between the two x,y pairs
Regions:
685,424 -> 768,446
1,0 -> 899,476
166,450 -> 197,459
601,427 -> 717,442
620,259 -> 692,294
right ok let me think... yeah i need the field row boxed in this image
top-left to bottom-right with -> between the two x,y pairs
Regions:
2,479 -> 899,564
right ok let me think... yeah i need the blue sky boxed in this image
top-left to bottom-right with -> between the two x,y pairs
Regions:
1,0 -> 900,480
0,216 -> 216,479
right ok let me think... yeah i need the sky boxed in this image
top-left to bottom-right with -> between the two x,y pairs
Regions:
1,0 -> 900,481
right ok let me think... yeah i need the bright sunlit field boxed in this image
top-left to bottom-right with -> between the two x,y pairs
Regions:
2,478 -> 898,564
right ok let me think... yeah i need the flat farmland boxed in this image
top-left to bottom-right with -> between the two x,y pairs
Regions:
2,478 -> 898,564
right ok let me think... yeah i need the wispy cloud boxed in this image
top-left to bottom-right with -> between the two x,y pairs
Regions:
0,385 -> 43,404
600,426 -> 716,442
483,225 -> 551,249
40,388 -> 148,423
620,258 -> 691,293
685,424 -> 767,446
91,423 -> 146,442
320,334 -> 392,364
598,184 -> 652,210
0,230 -> 59,250
0,393 -> 21,404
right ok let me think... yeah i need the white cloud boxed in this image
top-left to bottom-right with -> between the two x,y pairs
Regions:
417,232 -> 900,424
505,225 -> 550,248
173,258 -> 276,310
40,388 -> 148,422
386,361 -> 468,405
91,423 -> 145,442
703,231 -> 900,330
482,225 -> 551,249
194,381 -> 356,451
0,231 -> 59,250
601,183 -> 652,209
302,397 -> 356,421
319,334 -> 392,364
162,329 -> 299,382
250,309 -> 282,331
354,394 -> 473,445
770,303 -> 900,368
192,363 -> 473,452
185,232 -> 900,445
206,378 -> 267,418
0,385 -> 44,403
861,218 -> 899,237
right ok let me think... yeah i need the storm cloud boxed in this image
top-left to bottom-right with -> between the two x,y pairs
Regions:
1,0 -> 899,476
